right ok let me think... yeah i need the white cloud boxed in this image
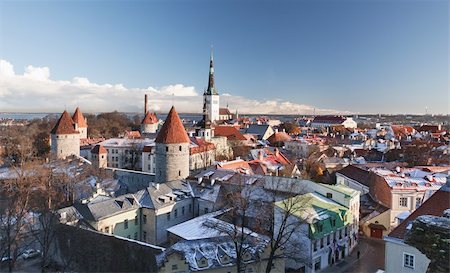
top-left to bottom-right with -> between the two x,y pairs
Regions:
0,60 -> 15,77
24,65 -> 50,81
0,59 -> 348,115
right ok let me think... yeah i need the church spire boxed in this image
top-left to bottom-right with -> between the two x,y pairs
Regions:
206,46 -> 218,95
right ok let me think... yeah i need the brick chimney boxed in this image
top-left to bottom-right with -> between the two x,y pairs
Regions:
144,94 -> 148,114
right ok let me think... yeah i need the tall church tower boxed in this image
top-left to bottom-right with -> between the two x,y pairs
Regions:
204,48 -> 220,123
155,106 -> 190,183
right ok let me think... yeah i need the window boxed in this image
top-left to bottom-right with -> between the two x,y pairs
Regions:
171,264 -> 178,271
189,204 -> 192,212
204,208 -> 209,214
182,206 -> 185,216
326,192 -> 333,199
174,209 -> 178,218
143,231 -> 147,242
339,229 -> 343,239
345,226 -> 348,236
320,238 -> 324,248
105,226 -> 110,234
327,235 -> 330,245
400,197 -> 408,207
313,240 -> 318,251
127,235 -> 131,239
134,232 -> 138,240
403,253 -> 415,269
135,216 -> 138,225
143,215 -> 147,224
166,147 -> 169,152
124,219 -> 128,229
179,170 -> 181,176
316,223 -> 323,232
167,212 -> 171,221
416,197 -> 422,208
314,257 -> 321,271
179,146 -> 182,151
331,219 -> 336,227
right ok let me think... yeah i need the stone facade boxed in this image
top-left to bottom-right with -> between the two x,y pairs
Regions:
92,152 -> 107,168
75,125 -> 88,139
51,133 -> 80,159
155,143 -> 190,183
141,123 -> 158,134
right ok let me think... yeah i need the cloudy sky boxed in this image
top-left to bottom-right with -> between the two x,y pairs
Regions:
0,0 -> 448,114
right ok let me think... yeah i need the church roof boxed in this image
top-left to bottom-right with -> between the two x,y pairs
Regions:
141,112 -> 158,125
51,110 -> 79,135
155,106 -> 190,144
72,107 -> 87,127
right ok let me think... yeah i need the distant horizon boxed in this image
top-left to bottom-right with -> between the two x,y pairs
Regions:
1,111 -> 448,117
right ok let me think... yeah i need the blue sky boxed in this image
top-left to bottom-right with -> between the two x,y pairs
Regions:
0,0 -> 448,114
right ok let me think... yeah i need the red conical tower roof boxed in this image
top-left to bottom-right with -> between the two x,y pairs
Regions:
155,106 -> 189,144
72,107 -> 87,128
141,112 -> 158,125
51,110 -> 78,135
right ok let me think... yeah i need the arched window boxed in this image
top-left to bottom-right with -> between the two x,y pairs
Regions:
179,146 -> 182,151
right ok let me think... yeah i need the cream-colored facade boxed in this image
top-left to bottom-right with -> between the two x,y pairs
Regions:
384,237 -> 430,273
360,209 -> 391,238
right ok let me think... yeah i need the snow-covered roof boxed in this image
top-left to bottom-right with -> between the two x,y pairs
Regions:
371,167 -> 447,191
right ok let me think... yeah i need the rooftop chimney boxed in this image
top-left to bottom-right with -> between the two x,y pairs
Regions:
144,94 -> 148,114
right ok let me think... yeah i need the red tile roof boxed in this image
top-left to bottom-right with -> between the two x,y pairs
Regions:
391,125 -> 415,136
190,137 -> 215,154
312,116 -> 346,124
143,145 -> 153,153
336,165 -> 372,187
80,138 -> 105,147
388,187 -> 450,240
219,108 -> 232,116
72,107 -> 87,127
216,159 -> 253,174
91,144 -> 107,154
124,131 -> 141,139
51,111 -> 78,135
417,124 -> 440,133
214,126 -> 246,141
267,132 -> 292,144
141,112 -> 158,124
155,106 -> 190,144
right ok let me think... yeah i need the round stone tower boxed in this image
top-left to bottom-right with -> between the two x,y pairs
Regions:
141,112 -> 158,134
155,106 -> 190,183
50,110 -> 80,159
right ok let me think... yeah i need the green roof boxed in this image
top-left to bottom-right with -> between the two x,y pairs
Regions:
319,183 -> 359,197
276,192 -> 351,239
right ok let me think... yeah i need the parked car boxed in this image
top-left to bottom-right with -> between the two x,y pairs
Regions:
21,249 -> 40,259
0,256 -> 12,268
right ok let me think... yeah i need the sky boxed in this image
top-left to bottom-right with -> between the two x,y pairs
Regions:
0,0 -> 448,115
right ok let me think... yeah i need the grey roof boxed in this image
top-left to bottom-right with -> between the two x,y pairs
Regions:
74,193 -> 140,221
243,124 -> 272,139
66,180 -> 193,221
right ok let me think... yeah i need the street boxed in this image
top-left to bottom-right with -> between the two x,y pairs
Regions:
322,237 -> 385,273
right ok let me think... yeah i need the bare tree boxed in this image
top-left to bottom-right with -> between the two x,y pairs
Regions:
0,161 -> 39,272
209,174 -> 310,273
